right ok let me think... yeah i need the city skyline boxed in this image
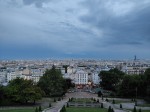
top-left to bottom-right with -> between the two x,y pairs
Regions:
0,0 -> 150,60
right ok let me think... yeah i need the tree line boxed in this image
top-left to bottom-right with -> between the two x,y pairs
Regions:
99,68 -> 150,100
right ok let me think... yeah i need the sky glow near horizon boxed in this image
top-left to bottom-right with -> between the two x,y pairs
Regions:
0,0 -> 150,60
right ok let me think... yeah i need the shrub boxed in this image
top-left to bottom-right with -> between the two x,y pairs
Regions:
135,101 -> 137,106
98,91 -> 102,97
111,108 -> 114,112
101,103 -> 103,108
112,99 -> 115,104
108,106 -> 111,112
35,107 -> 38,112
97,99 -> 99,103
58,97 -> 61,101
60,105 -> 66,112
133,106 -> 137,112
68,98 -> 70,102
49,103 -> 51,107
120,104 -> 122,109
63,105 -> 66,112
70,97 -> 73,101
39,106 -> 42,112
110,92 -> 115,97
106,98 -> 109,102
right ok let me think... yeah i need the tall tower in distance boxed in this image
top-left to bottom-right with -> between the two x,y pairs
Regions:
134,55 -> 137,61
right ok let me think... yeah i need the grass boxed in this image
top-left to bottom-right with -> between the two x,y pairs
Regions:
66,107 -> 107,112
71,98 -> 94,103
0,108 -> 35,112
138,104 -> 150,107
141,110 -> 150,112
128,109 -> 150,112
127,107 -> 150,112
108,99 -> 134,104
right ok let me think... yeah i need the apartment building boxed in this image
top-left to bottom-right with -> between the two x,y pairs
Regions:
75,70 -> 88,85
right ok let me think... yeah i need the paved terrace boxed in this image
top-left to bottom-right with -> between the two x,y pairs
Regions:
43,91 -> 126,112
42,89 -> 150,112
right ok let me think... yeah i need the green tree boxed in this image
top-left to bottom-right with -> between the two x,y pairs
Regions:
64,78 -> 75,89
144,68 -> 150,99
0,85 -> 5,105
7,78 -> 42,104
38,66 -> 66,97
99,68 -> 124,91
118,68 -> 150,98
144,68 -> 150,85
118,74 -> 145,98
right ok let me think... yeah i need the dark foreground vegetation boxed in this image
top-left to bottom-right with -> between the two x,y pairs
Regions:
99,68 -> 150,101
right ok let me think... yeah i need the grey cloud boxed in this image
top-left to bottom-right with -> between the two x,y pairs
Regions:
0,0 -> 150,59
80,0 -> 150,45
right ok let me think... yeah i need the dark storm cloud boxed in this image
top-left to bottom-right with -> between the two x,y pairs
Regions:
80,0 -> 150,45
0,0 -> 150,59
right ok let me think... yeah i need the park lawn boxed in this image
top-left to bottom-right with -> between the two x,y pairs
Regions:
142,110 -> 150,112
0,108 -> 35,112
128,109 -> 150,112
66,107 -> 107,112
138,104 -> 150,107
109,100 -> 134,104
72,98 -> 93,102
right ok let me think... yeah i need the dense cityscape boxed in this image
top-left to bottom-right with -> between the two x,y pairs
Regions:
0,58 -> 150,112
1,57 -> 150,86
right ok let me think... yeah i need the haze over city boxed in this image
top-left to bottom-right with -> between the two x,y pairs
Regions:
0,0 -> 150,59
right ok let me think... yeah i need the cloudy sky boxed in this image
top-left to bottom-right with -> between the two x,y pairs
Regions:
0,0 -> 150,59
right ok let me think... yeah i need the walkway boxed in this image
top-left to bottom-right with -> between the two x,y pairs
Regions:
43,91 -> 150,112
43,96 -> 68,112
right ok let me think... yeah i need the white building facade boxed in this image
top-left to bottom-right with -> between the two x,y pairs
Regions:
75,70 -> 88,85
